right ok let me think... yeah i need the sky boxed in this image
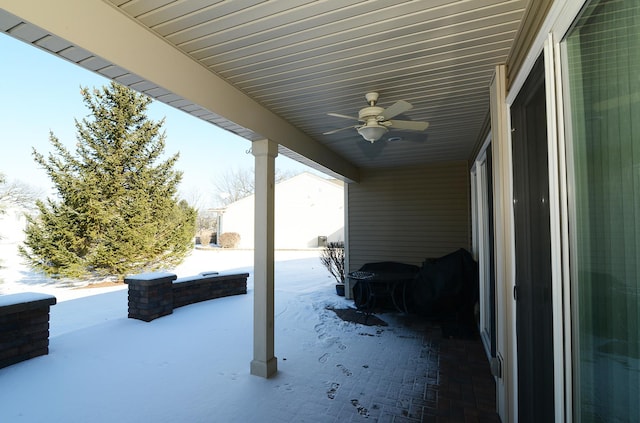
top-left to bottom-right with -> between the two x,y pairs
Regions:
0,33 -> 315,209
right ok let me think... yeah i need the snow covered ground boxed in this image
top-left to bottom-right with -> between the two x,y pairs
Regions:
0,244 -> 435,422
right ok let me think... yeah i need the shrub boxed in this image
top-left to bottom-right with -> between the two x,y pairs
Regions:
320,241 -> 345,284
219,232 -> 241,248
196,230 -> 213,245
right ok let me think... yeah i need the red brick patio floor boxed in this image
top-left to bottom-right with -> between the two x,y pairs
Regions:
383,315 -> 501,423
434,333 -> 500,421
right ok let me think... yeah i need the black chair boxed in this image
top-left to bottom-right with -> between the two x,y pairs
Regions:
350,261 -> 420,313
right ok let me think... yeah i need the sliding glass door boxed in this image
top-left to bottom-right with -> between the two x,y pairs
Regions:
472,146 -> 496,358
563,0 -> 640,420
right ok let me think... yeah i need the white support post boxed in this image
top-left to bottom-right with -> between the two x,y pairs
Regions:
490,64 -> 516,422
250,139 -> 278,378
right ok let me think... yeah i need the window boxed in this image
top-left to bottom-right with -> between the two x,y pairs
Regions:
563,1 -> 640,420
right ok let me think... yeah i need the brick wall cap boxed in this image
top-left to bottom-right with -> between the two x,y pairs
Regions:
0,292 -> 57,316
174,272 -> 249,284
215,272 -> 250,279
124,272 -> 177,286
175,273 -> 217,283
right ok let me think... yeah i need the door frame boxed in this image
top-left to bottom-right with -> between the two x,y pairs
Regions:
480,1 -> 588,421
506,44 -> 566,422
511,53 -> 556,422
503,3 -> 587,422
471,134 -> 497,360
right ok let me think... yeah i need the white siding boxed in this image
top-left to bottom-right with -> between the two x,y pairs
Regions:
221,172 -> 344,249
347,161 -> 470,271
221,195 -> 254,247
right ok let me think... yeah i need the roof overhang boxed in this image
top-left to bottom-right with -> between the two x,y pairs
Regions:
1,1 -> 550,181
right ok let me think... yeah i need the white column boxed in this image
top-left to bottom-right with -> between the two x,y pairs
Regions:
250,139 -> 278,378
490,64 -> 516,423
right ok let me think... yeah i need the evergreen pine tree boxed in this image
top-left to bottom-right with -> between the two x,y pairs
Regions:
19,82 -> 196,279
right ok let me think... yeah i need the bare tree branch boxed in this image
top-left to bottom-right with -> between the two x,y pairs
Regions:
213,167 -> 301,206
214,168 -> 254,206
0,174 -> 43,213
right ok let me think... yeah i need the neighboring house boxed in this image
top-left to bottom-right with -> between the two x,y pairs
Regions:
220,172 -> 343,249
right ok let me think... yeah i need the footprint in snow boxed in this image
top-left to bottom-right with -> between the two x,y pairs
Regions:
327,382 -> 340,399
337,364 -> 352,376
277,383 -> 293,392
350,399 -> 370,417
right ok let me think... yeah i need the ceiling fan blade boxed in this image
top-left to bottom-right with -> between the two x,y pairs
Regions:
388,119 -> 429,131
382,100 -> 413,120
327,112 -> 359,121
323,125 -> 356,135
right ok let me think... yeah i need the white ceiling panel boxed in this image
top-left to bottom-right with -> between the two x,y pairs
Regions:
2,0 -> 531,173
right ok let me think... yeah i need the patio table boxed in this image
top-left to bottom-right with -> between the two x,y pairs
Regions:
350,271 -> 415,314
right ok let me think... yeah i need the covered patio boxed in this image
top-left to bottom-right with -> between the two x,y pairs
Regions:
0,1 -> 562,421
0,250 -> 497,422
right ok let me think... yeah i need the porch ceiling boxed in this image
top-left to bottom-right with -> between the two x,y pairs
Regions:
0,0 -> 530,180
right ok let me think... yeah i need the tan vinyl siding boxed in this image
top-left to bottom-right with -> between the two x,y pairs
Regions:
347,161 -> 470,271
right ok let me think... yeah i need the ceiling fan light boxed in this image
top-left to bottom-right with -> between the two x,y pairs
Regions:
357,125 -> 388,143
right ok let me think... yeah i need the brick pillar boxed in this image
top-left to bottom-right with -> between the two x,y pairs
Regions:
0,292 -> 57,369
124,272 -> 177,322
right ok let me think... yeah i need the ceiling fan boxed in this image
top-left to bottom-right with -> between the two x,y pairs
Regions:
324,92 -> 429,143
